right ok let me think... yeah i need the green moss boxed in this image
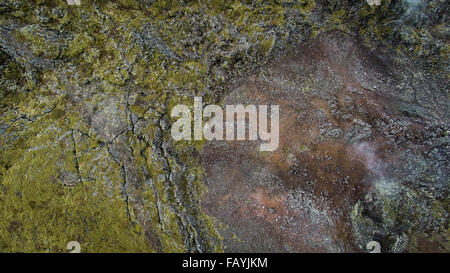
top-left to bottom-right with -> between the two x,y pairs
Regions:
260,36 -> 276,55
3,61 -> 24,82
292,0 -> 316,14
65,32 -> 93,58
0,120 -> 152,252
14,27 -> 61,60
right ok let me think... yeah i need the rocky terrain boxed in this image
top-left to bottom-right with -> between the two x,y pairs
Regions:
0,0 -> 448,252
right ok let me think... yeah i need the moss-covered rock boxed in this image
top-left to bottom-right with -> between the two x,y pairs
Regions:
0,0 -> 448,252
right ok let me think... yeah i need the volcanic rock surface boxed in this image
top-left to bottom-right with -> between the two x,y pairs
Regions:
0,0 -> 448,253
201,31 -> 449,252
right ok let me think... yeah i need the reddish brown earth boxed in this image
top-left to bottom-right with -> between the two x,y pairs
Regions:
200,31 -> 448,252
